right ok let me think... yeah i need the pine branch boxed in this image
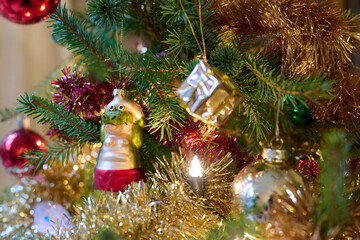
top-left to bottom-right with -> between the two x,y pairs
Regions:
145,83 -> 187,141
0,108 -> 18,122
113,51 -> 188,140
25,142 -> 86,168
243,52 -> 334,103
114,49 -> 186,73
316,131 -> 351,238
240,99 -> 271,141
16,94 -> 100,143
48,4 -> 116,72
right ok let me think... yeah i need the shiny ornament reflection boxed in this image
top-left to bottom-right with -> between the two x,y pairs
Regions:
0,128 -> 47,177
0,0 -> 59,24
176,60 -> 242,127
232,147 -> 308,223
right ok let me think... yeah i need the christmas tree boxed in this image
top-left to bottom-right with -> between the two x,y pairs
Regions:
1,0 -> 360,239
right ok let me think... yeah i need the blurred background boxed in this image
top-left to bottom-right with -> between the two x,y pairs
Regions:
0,0 -> 358,195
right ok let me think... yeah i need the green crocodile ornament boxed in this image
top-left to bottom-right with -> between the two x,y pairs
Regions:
94,89 -> 146,192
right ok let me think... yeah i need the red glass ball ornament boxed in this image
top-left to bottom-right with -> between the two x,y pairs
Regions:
0,0 -> 59,24
0,128 -> 47,177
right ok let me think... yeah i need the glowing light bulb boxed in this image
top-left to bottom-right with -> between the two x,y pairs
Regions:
189,156 -> 203,177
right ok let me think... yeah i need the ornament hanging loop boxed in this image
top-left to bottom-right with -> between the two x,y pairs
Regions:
270,136 -> 284,149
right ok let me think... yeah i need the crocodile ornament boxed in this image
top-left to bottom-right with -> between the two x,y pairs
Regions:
94,89 -> 146,192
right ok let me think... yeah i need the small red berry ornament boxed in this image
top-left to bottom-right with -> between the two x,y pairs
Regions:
0,0 -> 59,24
0,118 -> 47,177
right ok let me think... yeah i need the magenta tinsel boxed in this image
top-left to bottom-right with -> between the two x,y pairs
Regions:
295,158 -> 319,180
52,67 -> 119,119
49,67 -> 120,141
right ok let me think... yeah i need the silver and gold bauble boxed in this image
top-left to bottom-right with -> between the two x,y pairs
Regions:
232,146 -> 308,223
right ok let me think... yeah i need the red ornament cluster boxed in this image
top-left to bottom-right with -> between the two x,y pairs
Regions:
0,0 -> 59,24
0,128 -> 47,177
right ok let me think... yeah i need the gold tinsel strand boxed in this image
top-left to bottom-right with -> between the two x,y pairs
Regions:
61,153 -> 237,239
212,0 -> 360,77
0,146 -> 97,239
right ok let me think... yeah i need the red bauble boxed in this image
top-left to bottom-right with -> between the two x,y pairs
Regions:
0,0 -> 59,24
0,128 -> 47,177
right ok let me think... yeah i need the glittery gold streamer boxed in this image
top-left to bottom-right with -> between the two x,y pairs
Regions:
212,0 -> 360,77
59,153 -> 237,239
0,146 -> 97,239
310,73 -> 360,125
203,155 -> 236,217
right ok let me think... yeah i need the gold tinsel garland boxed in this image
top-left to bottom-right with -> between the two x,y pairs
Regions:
59,153 -> 236,239
0,148 -> 96,239
212,0 -> 360,127
212,0 -> 360,77
310,73 -> 360,125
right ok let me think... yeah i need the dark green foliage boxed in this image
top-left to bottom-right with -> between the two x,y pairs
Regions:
184,59 -> 200,76
316,131 -> 351,238
87,0 -> 129,28
222,99 -> 271,142
283,96 -> 313,126
98,228 -> 124,240
141,133 -> 174,173
161,0 -> 218,58
161,0 -> 214,25
243,52 -> 334,104
184,23 -> 220,53
201,216 -> 265,240
210,45 -> 244,78
163,28 -> 186,56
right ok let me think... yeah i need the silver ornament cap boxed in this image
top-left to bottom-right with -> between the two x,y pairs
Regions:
262,147 -> 288,163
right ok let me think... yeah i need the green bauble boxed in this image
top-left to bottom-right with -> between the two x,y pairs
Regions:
284,97 -> 312,126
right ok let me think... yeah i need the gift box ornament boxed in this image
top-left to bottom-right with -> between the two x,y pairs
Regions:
176,61 -> 242,127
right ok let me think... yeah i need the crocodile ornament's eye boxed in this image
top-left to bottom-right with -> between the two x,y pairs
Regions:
109,105 -> 114,111
118,105 -> 124,111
